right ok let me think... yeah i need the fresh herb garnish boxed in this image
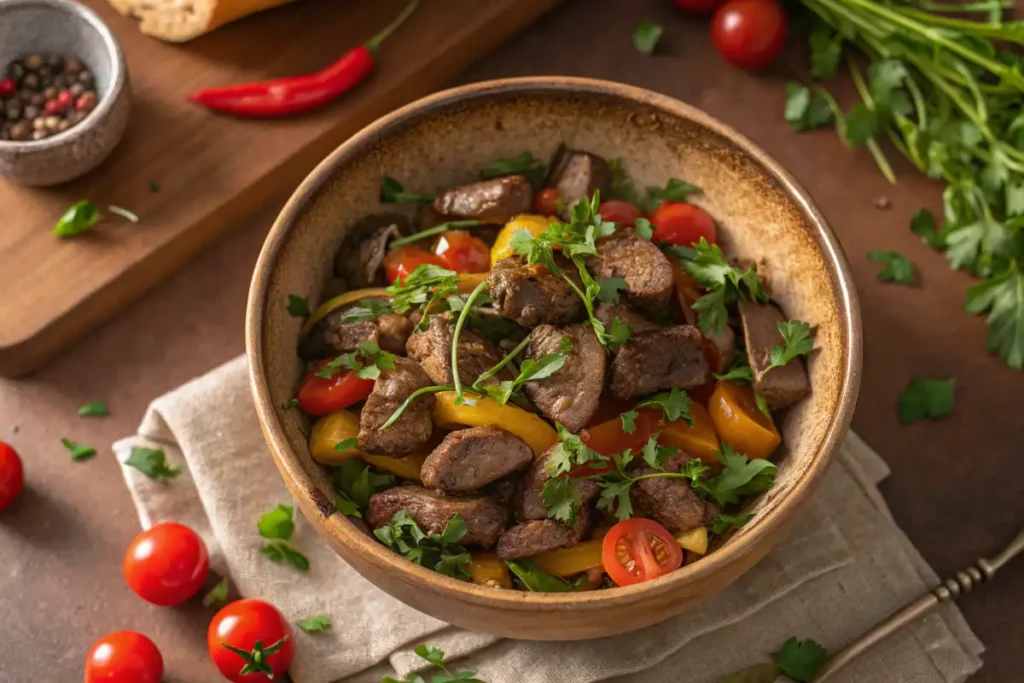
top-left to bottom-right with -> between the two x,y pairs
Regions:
774,637 -> 829,682
688,445 -> 778,506
78,400 -> 109,417
53,199 -> 100,238
382,644 -> 487,683
261,542 -> 309,570
338,298 -> 393,324
545,423 -> 609,478
764,320 -> 816,375
606,316 -> 633,351
784,82 -> 835,132
315,340 -> 397,380
714,350 -> 755,384
297,615 -> 332,633
287,294 -> 310,318
633,21 -> 663,55
637,388 -> 693,426
108,205 -> 139,223
620,410 -> 638,435
671,238 -> 767,335
334,437 -> 360,454
386,264 -> 460,323
62,438 -> 96,462
541,476 -> 583,525
647,178 -> 702,211
596,277 -> 628,303
328,459 -> 395,517
202,577 -> 230,608
281,398 -> 299,411
124,446 -> 181,483
380,176 -> 434,204
480,151 -> 547,187
257,504 -> 309,571
389,220 -> 486,249
492,346 -> 566,404
632,217 -> 655,240
373,510 -> 472,579
897,377 -> 956,425
868,250 -> 916,284
711,512 -> 754,535
505,560 -> 576,593
909,208 -> 944,249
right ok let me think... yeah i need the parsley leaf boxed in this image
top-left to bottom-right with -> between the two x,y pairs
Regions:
386,264 -> 460,314
711,513 -> 754,535
596,479 -> 634,522
606,316 -> 633,350
480,152 -> 546,187
715,350 -> 754,384
808,24 -> 842,80
417,644 -> 447,669
694,445 -> 777,506
774,637 -> 829,682
620,410 -> 638,435
897,377 -> 956,425
62,438 -> 96,462
545,424 -> 609,477
78,400 -> 109,417
257,504 -> 296,540
764,320 -> 816,374
596,277 -> 628,303
329,459 -> 395,517
647,178 -> 702,211
638,388 -> 693,425
261,541 -> 310,571
633,217 -> 655,240
505,560 -> 575,592
202,577 -> 230,608
843,103 -> 878,147
868,250 -> 916,284
297,615 -> 332,633
541,477 -> 582,524
633,21 -> 663,55
495,350 -> 567,404
373,510 -> 472,579
124,446 -> 181,483
287,294 -> 310,318
910,208 -> 944,249
339,298 -> 393,324
784,83 -> 834,132
672,238 -> 767,335
641,436 -> 677,470
316,340 -> 397,380
380,176 -> 434,204
965,265 -> 1024,370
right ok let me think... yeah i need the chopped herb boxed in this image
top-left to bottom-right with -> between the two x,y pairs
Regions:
281,398 -> 299,410
764,320 -> 816,374
606,316 -> 633,351
202,577 -> 230,608
379,176 -> 434,204
638,388 -> 693,425
297,615 -> 332,633
505,560 -> 575,593
315,340 -> 396,380
633,21 -> 663,55
373,510 -> 472,579
62,438 -> 96,462
671,238 -> 767,335
386,263 -> 460,315
774,637 -> 829,682
329,459 -> 396,518
690,445 -> 778,506
596,277 -> 628,303
867,250 -> 916,284
493,348 -> 566,404
338,298 -> 393,324
389,220 -> 486,249
633,217 -> 655,240
124,446 -> 181,483
545,423 -> 609,478
382,644 -> 487,683
257,504 -> 296,540
898,377 -> 956,425
784,82 -> 834,132
261,541 -> 310,571
53,199 -> 100,238
149,181 -> 161,193
715,350 -> 754,384
641,435 -> 678,470
909,208 -> 945,250
108,205 -> 139,223
647,178 -> 702,211
78,401 -> 109,417
287,294 -> 310,318
480,151 -> 546,187
808,23 -> 842,80
711,513 -> 754,535
620,410 -> 638,435
541,476 -> 583,525
334,437 -> 360,453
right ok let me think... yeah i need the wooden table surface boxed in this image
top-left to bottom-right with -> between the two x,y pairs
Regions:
1,1 -> 1020,681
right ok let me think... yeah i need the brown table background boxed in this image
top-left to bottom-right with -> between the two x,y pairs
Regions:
1,1 -> 1020,681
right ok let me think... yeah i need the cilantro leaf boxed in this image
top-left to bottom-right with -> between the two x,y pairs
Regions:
496,351 -> 567,404
202,577 -> 229,608
338,298 -> 393,324
672,238 -> 766,334
898,377 -> 956,425
808,24 -> 842,79
620,410 -> 638,435
124,446 -> 181,483
281,398 -> 299,410
764,320 -> 816,374
910,207 -> 945,250
965,265 -> 1024,370
596,277 -> 628,303
715,350 -> 754,384
297,615 -> 332,633
287,294 -> 310,318
868,250 -> 916,284
647,178 -> 701,210
380,176 -> 434,204
843,103 -> 878,147
480,151 -> 546,187
606,316 -> 633,350
78,401 -> 109,417
505,559 -> 575,592
641,436 -> 677,470
774,637 -> 829,682
633,217 -> 655,240
261,541 -> 310,571
711,513 -> 754,535
638,388 -> 693,425
545,424 -> 609,477
373,510 -> 472,579
62,438 -> 96,462
784,83 -> 834,132
541,477 -> 583,524
694,445 -> 777,506
316,340 -> 397,381
596,480 -> 634,522
386,264 -> 460,314
633,21 -> 663,55
329,459 -> 395,515
257,504 -> 295,540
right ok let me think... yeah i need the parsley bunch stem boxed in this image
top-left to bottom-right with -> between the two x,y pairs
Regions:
451,281 -> 489,401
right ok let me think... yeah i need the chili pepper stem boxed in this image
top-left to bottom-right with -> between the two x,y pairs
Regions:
365,0 -> 419,53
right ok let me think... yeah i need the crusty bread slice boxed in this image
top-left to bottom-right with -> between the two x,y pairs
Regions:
109,0 -> 297,42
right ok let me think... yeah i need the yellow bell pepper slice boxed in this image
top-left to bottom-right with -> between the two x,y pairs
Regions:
708,381 -> 781,460
490,214 -> 553,266
433,391 -> 558,456
361,452 -> 427,481
470,551 -> 512,589
532,540 -> 604,577
658,402 -> 721,466
676,526 -> 708,555
300,287 -> 390,338
456,271 -> 489,294
308,409 -> 425,480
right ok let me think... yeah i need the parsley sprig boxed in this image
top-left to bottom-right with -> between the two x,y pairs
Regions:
257,504 -> 310,571
124,446 -> 181,483
386,263 -> 460,330
383,644 -> 486,683
380,176 -> 434,204
637,388 -> 694,426
329,459 -> 396,518
373,510 -> 473,579
671,238 -> 768,335
764,320 -> 816,374
480,151 -> 546,187
316,340 -> 396,380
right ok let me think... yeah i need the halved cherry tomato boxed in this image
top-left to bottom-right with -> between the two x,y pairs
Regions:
384,244 -> 446,285
534,188 -> 560,215
675,0 -> 725,12
433,230 -> 491,273
649,201 -> 717,247
0,441 -> 24,511
598,200 -> 644,228
85,631 -> 164,683
602,518 -> 683,586
208,599 -> 294,683
712,0 -> 787,70
708,380 -> 781,459
295,361 -> 375,416
575,407 -> 662,478
123,522 -> 209,607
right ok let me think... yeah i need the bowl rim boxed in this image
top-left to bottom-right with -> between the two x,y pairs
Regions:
246,76 -> 862,610
0,0 -> 127,151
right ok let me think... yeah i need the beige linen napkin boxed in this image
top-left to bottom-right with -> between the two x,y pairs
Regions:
112,357 -> 984,683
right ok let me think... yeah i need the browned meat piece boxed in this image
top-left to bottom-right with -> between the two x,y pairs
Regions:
739,300 -> 811,410
484,476 -> 522,507
299,318 -> 379,361
420,426 -> 534,493
433,175 -> 533,224
630,454 -> 712,533
487,255 -> 585,328
705,324 -> 736,372
366,486 -> 508,546
516,445 -> 600,521
609,325 -> 710,400
594,302 -> 661,335
587,232 -> 674,314
333,213 -> 410,288
545,145 -> 611,217
377,313 -> 414,355
405,313 -> 511,387
523,323 -> 605,433
496,506 -> 591,560
359,357 -> 435,456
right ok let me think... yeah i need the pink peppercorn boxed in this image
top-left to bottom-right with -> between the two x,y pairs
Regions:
44,99 -> 64,115
56,89 -> 72,108
75,91 -> 96,112
0,78 -> 14,97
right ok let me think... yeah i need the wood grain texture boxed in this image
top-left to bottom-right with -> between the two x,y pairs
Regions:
0,0 -> 561,378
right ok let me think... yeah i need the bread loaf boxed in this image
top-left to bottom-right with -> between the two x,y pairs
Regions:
108,0 -> 297,42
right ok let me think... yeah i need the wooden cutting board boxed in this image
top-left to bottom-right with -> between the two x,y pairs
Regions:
0,0 -> 561,377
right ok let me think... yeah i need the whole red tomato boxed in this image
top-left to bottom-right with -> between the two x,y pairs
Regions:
534,188 -> 560,216
433,230 -> 490,273
675,0 -> 725,12
712,0 -> 787,70
209,599 -> 294,682
0,441 -> 24,511
84,631 -> 164,683
124,521 -> 209,607
649,201 -> 717,247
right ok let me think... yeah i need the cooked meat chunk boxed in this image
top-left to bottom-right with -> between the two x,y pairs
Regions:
609,325 -> 710,400
523,323 -> 605,433
630,454 -> 712,533
705,323 -> 736,372
359,357 -> 435,456
545,145 -> 611,217
496,507 -> 591,560
739,300 -> 810,410
420,426 -> 533,493
298,317 -> 379,361
594,302 -> 661,335
587,232 -> 674,314
334,213 -> 410,288
377,313 -> 414,355
367,486 -> 507,546
433,175 -> 533,224
406,313 -> 511,387
517,445 -> 600,521
487,255 -> 585,328
484,476 -> 522,507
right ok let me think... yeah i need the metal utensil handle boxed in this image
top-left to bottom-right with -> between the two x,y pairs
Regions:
812,527 -> 1024,682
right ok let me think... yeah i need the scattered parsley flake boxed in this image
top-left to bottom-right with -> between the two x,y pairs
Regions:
62,438 -> 96,462
78,401 -> 109,417
867,250 -> 916,284
297,615 -> 332,633
287,294 -> 310,318
125,446 -> 181,483
633,21 -> 663,55
898,377 -> 955,425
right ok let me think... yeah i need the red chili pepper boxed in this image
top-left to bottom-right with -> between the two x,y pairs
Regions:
187,0 -> 418,118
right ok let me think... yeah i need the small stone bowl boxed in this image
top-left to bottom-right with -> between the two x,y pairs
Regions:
0,0 -> 130,186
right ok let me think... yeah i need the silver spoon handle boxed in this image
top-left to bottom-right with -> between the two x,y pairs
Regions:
812,527 -> 1024,683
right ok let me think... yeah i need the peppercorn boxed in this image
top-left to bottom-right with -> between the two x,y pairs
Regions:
0,78 -> 14,97
9,121 -> 30,140
1,54 -> 99,142
21,73 -> 39,90
69,82 -> 84,97
23,54 -> 44,70
75,91 -> 96,113
43,85 -> 57,100
31,129 -> 46,140
64,58 -> 83,74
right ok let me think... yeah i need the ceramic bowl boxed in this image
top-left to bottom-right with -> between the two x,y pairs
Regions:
246,77 -> 862,640
0,0 -> 130,186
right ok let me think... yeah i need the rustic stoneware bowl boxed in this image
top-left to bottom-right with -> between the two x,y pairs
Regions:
247,77 -> 862,640
0,0 -> 130,186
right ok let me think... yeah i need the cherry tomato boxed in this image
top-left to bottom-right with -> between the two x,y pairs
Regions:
598,200 -> 645,228
675,0 -> 725,12
711,0 -> 787,70
433,230 -> 490,273
649,201 -> 717,247
85,630 -> 164,683
295,361 -> 375,416
534,188 -> 559,216
123,522 -> 210,607
575,407 -> 663,478
602,518 -> 683,587
384,245 -> 447,285
0,442 -> 24,511
209,599 -> 294,682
